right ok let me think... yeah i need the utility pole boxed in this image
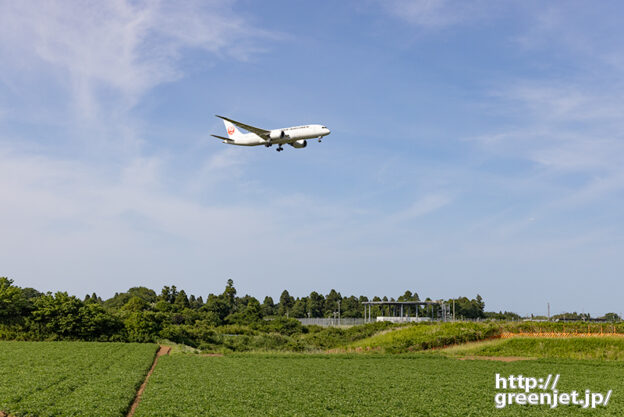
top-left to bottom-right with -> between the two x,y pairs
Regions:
453,299 -> 455,321
547,303 -> 550,321
337,300 -> 341,326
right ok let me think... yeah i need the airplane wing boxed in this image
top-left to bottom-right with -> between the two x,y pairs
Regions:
211,134 -> 233,141
216,115 -> 270,138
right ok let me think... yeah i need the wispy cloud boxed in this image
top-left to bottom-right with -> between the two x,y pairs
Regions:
389,194 -> 452,223
0,0 -> 279,164
370,0 -> 499,28
0,0 -> 275,120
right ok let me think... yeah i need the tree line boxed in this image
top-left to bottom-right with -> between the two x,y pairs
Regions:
0,277 -> 491,342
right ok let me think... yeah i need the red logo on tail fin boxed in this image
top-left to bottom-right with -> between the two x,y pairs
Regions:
227,126 -> 235,135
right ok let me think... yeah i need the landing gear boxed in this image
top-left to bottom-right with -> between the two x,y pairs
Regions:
265,143 -> 272,148
318,137 -> 322,143
276,145 -> 283,152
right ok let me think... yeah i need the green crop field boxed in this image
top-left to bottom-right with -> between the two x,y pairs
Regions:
443,337 -> 624,361
2,334 -> 623,416
0,341 -> 158,417
133,353 -> 624,416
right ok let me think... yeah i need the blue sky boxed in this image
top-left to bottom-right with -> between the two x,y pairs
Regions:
1,0 -> 623,316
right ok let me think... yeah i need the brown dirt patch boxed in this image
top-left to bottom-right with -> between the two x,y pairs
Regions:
199,353 -> 224,357
501,332 -> 624,338
456,355 -> 535,362
126,345 -> 170,417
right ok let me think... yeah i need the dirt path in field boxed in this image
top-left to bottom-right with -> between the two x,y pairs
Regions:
126,345 -> 171,417
456,355 -> 535,362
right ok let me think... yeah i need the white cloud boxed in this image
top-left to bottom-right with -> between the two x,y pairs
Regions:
0,0 -> 276,120
371,0 -> 499,28
389,194 -> 452,223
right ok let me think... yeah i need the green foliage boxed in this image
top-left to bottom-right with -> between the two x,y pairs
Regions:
29,292 -> 122,340
552,311 -> 591,321
201,294 -> 230,323
447,295 -> 486,319
307,291 -> 324,317
444,337 -> 624,361
122,296 -> 150,312
485,311 -> 522,320
350,322 -> 501,353
0,277 -> 30,324
278,290 -> 294,316
123,311 -> 164,342
226,298 -> 263,324
252,317 -> 304,336
603,312 -> 621,322
133,354 -> 624,416
173,290 -> 190,310
299,321 -> 395,350
501,321 -> 624,334
0,341 -> 158,417
261,296 -> 275,316
3,277 -> 622,352
103,287 -> 157,311
323,289 -> 341,317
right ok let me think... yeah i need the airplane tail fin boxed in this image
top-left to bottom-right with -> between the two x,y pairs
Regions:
223,120 -> 243,139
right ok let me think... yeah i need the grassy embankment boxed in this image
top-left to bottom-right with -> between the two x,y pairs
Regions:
189,321 -> 398,353
344,321 -> 624,354
442,337 -> 624,361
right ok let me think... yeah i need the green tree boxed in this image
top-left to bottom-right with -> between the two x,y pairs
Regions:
324,289 -> 342,317
308,292 -> 325,318
201,294 -> 230,324
30,292 -> 121,339
174,290 -> 190,311
124,311 -> 163,342
103,287 -> 157,310
261,296 -> 275,316
122,296 -> 149,313
244,298 -> 262,322
603,312 -> 621,322
290,298 -> 307,318
0,278 -> 29,324
222,279 -> 237,311
278,290 -> 294,316
341,296 -> 361,318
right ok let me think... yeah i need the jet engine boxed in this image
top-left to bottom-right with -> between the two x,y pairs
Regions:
269,130 -> 287,140
289,140 -> 307,149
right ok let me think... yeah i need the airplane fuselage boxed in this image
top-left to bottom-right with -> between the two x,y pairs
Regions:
213,115 -> 331,151
229,124 -> 330,146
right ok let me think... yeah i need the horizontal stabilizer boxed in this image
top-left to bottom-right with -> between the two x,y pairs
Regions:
211,134 -> 233,141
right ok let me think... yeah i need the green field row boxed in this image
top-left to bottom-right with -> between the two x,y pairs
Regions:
134,353 -> 624,416
0,341 -> 158,417
443,337 -> 624,361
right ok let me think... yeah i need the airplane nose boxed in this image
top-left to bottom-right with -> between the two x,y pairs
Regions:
325,127 -> 331,135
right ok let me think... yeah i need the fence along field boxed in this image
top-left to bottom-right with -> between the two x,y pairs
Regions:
0,341 -> 158,417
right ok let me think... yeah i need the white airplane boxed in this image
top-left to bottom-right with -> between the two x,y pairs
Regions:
211,115 -> 331,152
